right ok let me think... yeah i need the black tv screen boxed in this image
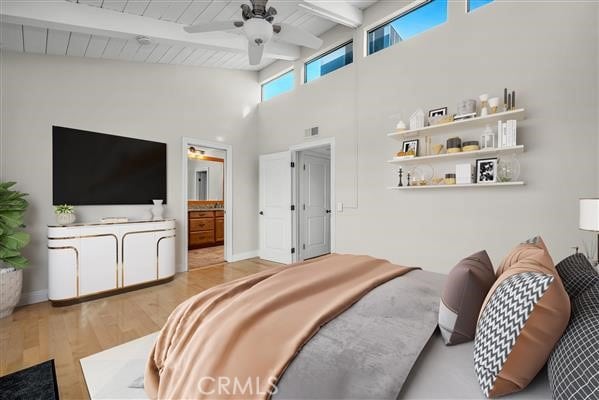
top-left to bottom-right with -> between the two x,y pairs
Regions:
53,126 -> 167,205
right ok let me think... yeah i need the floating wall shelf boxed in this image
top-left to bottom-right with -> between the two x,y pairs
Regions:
387,145 -> 524,165
388,182 -> 525,190
387,109 -> 526,139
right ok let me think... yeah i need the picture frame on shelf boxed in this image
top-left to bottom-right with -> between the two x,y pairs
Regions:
428,107 -> 448,118
476,158 -> 498,183
402,139 -> 419,156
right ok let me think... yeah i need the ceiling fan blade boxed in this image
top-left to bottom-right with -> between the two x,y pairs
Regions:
248,42 -> 264,66
184,21 -> 243,33
272,23 -> 323,49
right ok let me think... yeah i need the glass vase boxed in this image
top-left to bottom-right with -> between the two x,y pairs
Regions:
497,155 -> 521,182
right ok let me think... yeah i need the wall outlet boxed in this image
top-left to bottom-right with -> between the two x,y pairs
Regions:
336,202 -> 343,212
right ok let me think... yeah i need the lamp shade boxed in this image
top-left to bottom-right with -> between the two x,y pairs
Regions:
579,199 -> 599,231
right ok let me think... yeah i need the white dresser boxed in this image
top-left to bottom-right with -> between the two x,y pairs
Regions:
48,219 -> 176,305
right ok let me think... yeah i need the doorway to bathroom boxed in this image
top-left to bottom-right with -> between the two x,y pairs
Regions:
182,138 -> 232,270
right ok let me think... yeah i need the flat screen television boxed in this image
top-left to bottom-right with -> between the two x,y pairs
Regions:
53,126 -> 167,205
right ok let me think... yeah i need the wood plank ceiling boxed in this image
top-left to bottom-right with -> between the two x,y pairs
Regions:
0,0 -> 361,71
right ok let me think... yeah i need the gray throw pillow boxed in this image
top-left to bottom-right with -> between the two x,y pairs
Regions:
548,254 -> 599,400
438,250 -> 495,345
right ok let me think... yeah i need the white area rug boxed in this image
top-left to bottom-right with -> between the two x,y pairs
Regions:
80,333 -> 157,400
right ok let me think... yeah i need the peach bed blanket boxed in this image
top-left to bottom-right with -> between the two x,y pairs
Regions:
144,254 -> 415,399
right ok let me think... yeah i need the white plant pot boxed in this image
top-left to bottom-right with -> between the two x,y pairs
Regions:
0,267 -> 22,319
152,199 -> 164,220
56,213 -> 76,225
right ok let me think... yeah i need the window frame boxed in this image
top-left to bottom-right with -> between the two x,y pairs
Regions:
303,40 -> 354,84
260,67 -> 295,102
363,0 -> 437,57
466,0 -> 493,13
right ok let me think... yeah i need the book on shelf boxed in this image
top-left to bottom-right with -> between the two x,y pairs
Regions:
497,119 -> 517,148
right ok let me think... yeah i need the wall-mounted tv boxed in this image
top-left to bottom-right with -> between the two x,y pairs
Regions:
52,126 -> 167,205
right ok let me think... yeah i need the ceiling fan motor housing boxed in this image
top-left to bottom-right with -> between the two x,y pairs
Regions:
243,18 -> 273,46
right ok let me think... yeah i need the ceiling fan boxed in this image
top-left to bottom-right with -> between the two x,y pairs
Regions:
184,0 -> 324,66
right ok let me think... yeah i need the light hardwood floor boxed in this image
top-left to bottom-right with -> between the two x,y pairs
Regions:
188,245 -> 225,269
0,258 -> 279,399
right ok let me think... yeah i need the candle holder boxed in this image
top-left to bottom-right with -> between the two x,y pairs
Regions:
489,97 -> 499,114
479,94 -> 489,116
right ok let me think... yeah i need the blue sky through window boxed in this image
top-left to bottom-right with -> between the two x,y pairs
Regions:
468,0 -> 493,12
305,42 -> 353,83
368,0 -> 447,55
262,70 -> 294,101
391,0 -> 447,40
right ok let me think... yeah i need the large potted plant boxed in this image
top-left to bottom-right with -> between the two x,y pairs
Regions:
0,182 -> 30,318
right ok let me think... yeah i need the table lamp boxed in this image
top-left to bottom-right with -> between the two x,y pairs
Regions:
579,198 -> 599,264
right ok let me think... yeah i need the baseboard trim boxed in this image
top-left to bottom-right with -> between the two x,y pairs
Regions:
227,250 -> 259,263
18,289 -> 49,306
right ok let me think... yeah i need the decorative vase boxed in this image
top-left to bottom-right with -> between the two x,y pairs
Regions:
497,155 -> 521,182
56,212 -> 76,225
152,199 -> 164,220
0,266 -> 22,319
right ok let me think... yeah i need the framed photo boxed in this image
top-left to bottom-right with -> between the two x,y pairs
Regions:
476,158 -> 498,183
402,139 -> 419,156
428,107 -> 448,118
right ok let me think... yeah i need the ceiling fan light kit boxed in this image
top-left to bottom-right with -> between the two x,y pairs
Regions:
244,18 -> 273,46
183,0 -> 323,66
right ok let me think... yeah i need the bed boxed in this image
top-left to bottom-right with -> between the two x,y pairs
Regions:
141,253 -> 554,400
400,332 -> 550,399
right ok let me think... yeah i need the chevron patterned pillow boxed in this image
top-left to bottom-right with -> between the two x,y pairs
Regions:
548,254 -> 599,400
474,237 -> 570,398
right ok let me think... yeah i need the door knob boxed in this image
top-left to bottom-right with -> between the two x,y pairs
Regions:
259,211 -> 264,215
325,210 -> 331,214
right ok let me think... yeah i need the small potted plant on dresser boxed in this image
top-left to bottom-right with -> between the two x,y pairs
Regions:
55,204 -> 76,225
0,182 -> 30,319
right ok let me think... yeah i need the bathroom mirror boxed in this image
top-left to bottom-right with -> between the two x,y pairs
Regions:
187,154 -> 224,201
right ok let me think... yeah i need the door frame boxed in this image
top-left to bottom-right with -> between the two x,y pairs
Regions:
289,137 -> 336,262
181,137 -> 233,272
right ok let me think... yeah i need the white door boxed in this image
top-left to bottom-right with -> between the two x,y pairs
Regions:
259,151 -> 293,264
300,153 -> 331,260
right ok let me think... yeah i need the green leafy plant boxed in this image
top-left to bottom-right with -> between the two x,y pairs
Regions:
55,204 -> 74,214
0,182 -> 30,269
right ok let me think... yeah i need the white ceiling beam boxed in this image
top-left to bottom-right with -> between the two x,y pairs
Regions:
0,1 -> 300,60
298,0 -> 363,28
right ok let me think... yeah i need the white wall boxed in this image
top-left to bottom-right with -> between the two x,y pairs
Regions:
0,52 -> 260,296
257,0 -> 599,271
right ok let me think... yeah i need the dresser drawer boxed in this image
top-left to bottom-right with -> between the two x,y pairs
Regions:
189,211 -> 214,218
189,231 -> 214,245
190,218 -> 214,232
215,211 -> 225,217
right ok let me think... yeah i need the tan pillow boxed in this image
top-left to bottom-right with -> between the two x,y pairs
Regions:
474,237 -> 570,398
439,250 -> 496,345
